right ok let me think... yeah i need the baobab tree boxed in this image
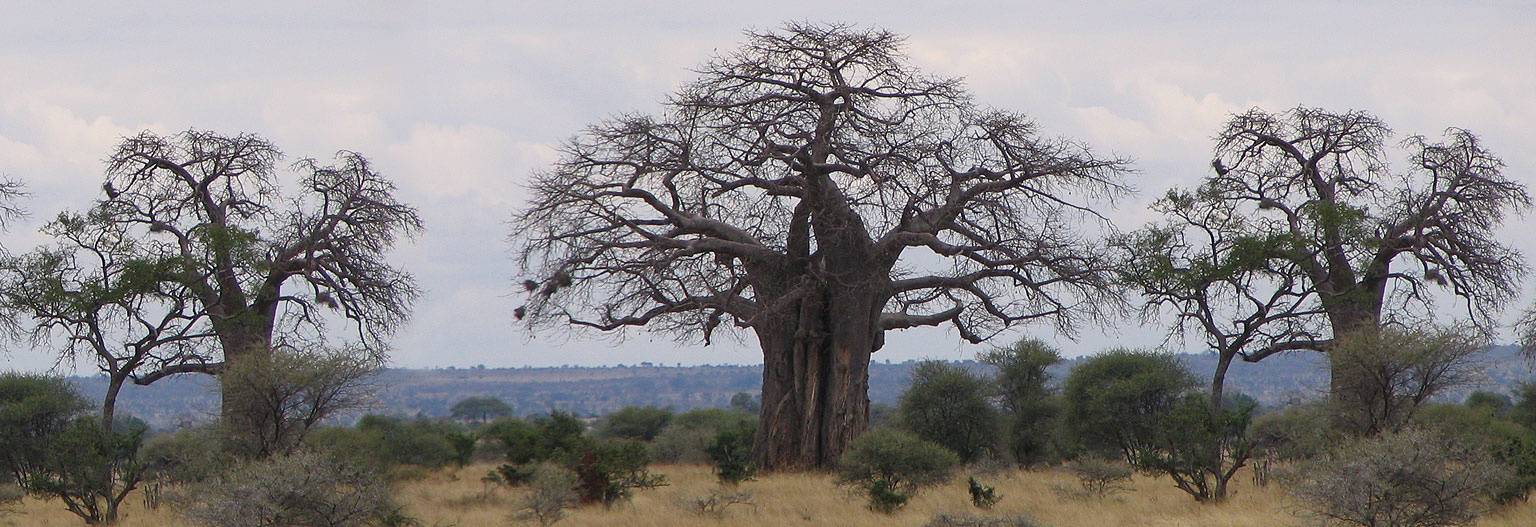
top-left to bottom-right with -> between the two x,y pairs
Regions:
44,130 -> 422,421
1119,107 -> 1527,400
512,23 -> 1130,469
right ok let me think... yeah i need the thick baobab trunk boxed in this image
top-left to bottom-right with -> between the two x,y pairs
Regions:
752,283 -> 881,471
1322,295 -> 1383,418
213,308 -> 279,435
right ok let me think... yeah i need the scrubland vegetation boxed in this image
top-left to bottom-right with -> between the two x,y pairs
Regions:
9,462 -> 1536,527
3,19 -> 1536,527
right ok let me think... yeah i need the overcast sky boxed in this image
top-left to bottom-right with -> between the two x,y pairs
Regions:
1,1 -> 1533,373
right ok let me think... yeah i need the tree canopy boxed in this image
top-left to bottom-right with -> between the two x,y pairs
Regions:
1116,107 -> 1528,397
511,22 -> 1129,469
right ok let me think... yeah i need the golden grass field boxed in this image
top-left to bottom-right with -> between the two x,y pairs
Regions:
8,462 -> 1536,527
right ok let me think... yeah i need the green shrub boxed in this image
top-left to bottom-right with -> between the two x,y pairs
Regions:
1061,349 -> 1193,457
0,373 -> 144,524
837,428 -> 960,513
704,424 -> 755,485
570,439 -> 667,507
650,408 -> 754,463
979,338 -> 1064,466
595,406 -> 673,441
898,360 -> 1000,463
968,477 -> 1001,509
1248,403 -> 1341,462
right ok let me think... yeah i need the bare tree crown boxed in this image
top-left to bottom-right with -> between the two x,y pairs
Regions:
29,129 -> 424,381
513,23 -> 1131,345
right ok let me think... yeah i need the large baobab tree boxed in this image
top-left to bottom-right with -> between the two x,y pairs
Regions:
43,130 -> 421,419
1119,107 -> 1527,399
512,23 -> 1130,469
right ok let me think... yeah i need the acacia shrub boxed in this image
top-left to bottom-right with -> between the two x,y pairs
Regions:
898,360 -> 999,463
837,428 -> 960,513
979,338 -> 1063,466
184,451 -> 404,527
1290,428 -> 1508,527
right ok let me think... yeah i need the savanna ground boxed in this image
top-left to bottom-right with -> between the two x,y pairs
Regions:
8,463 -> 1536,527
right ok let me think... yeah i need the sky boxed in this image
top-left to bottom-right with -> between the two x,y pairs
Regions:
1,1 -> 1533,373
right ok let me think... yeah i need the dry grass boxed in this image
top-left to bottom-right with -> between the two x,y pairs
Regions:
7,463 -> 1536,527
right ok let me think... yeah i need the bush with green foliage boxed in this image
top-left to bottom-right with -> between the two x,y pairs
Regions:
837,429 -> 960,513
595,406 -> 673,441
1248,403 -> 1342,462
728,392 -> 760,414
1512,383 -> 1536,430
183,451 -> 407,527
140,426 -> 234,485
1132,393 -> 1255,502
566,439 -> 667,506
1465,391 -> 1512,417
899,360 -> 1000,463
649,408 -> 755,464
1061,350 -> 1253,502
1290,428 -> 1508,527
356,415 -> 460,468
446,431 -> 477,467
1061,349 -> 1194,458
485,413 -> 665,508
1414,402 -> 1536,504
979,338 -> 1063,466
704,423 -> 755,485
0,373 -> 145,524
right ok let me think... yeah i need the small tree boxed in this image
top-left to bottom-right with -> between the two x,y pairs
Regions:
1061,349 -> 1251,502
220,346 -> 380,459
978,338 -> 1062,466
728,393 -> 760,415
1133,393 -> 1255,502
899,360 -> 1000,463
1464,391 -> 1512,417
514,463 -> 578,526
1330,326 -> 1485,437
0,373 -> 144,525
450,397 -> 514,423
446,431 -> 477,467
1062,457 -> 1134,498
837,429 -> 960,513
1512,382 -> 1536,430
1291,428 -> 1508,527
1061,349 -> 1194,459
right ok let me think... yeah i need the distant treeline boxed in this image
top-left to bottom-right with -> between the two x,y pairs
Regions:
67,345 -> 1533,430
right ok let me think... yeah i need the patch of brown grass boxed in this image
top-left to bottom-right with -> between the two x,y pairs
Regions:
8,463 -> 1536,527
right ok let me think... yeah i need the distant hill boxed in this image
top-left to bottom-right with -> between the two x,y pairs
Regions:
69,346 -> 1536,430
